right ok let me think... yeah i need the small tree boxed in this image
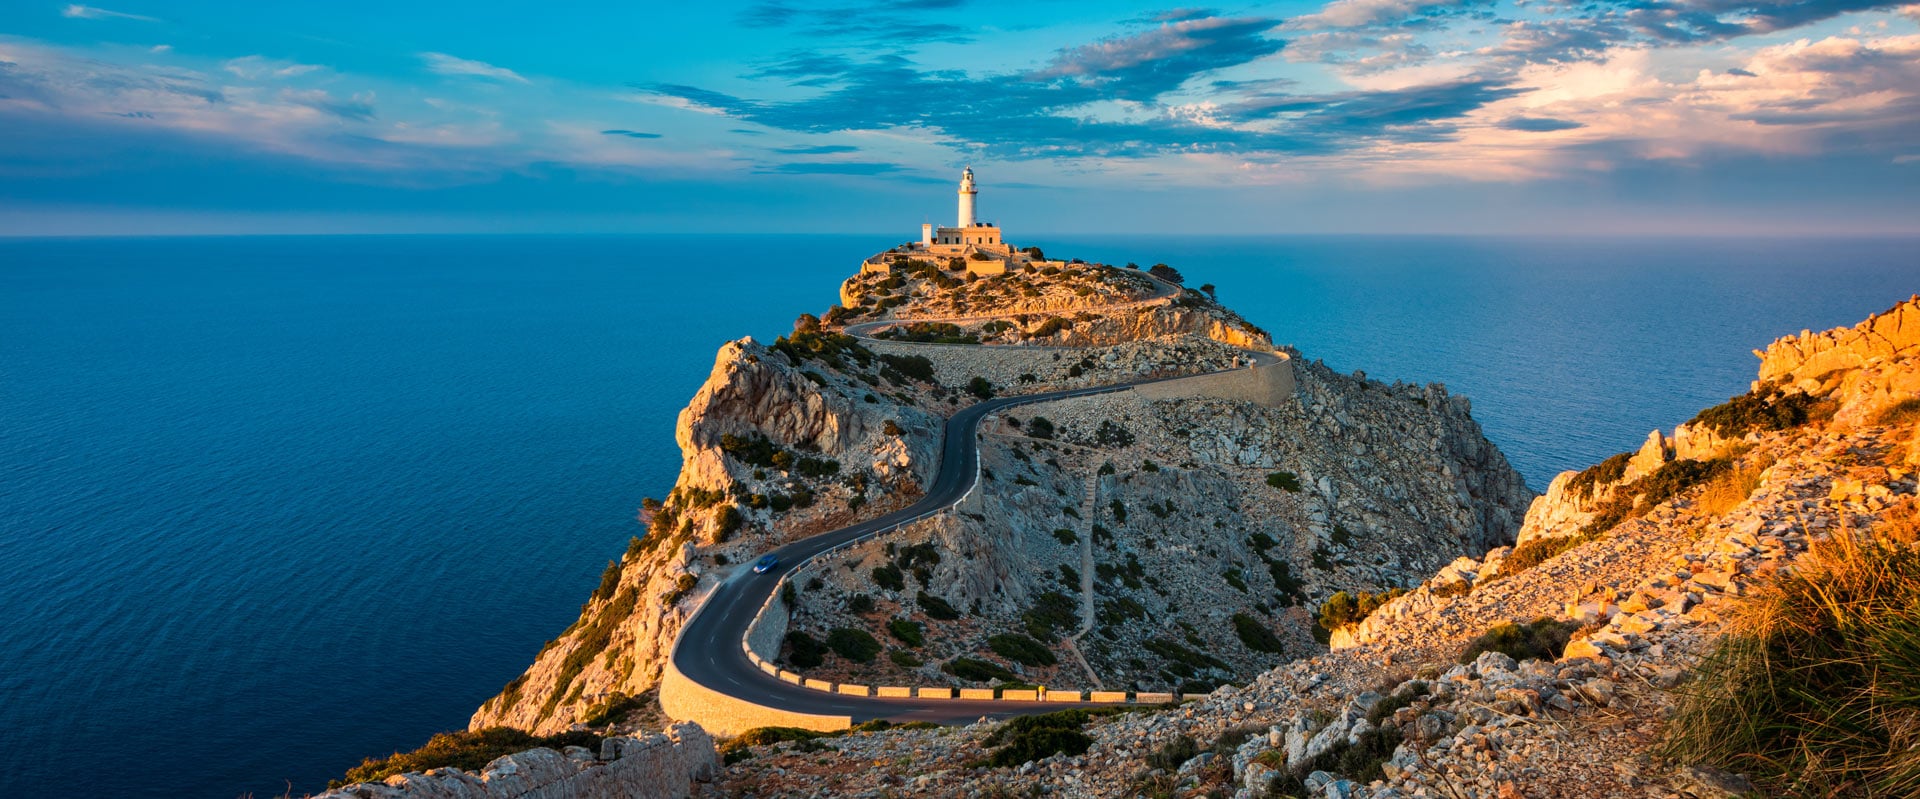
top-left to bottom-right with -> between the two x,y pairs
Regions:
1199,283 -> 1216,300
967,376 -> 994,399
793,313 -> 821,334
1148,263 -> 1184,284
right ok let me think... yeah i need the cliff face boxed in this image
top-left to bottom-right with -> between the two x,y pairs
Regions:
469,254 -> 1531,733
469,336 -> 946,734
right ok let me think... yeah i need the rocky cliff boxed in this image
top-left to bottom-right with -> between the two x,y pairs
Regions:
705,301 -> 1920,799
468,254 -> 1530,736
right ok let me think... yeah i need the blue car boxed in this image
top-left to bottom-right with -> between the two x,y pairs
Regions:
752,555 -> 779,574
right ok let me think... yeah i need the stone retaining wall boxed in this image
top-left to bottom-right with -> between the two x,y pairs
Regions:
657,657 -> 851,738
1130,353 -> 1295,407
316,723 -> 719,799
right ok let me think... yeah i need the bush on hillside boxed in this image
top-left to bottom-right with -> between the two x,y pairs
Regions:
1688,382 -> 1837,437
825,628 -> 882,662
784,631 -> 824,668
917,590 -> 961,620
1266,471 -> 1302,492
1232,613 -> 1286,653
887,618 -> 923,647
943,656 -> 1017,683
1457,618 -> 1581,664
988,633 -> 1057,666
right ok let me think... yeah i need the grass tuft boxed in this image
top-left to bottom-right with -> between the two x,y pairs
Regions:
1660,505 -> 1920,797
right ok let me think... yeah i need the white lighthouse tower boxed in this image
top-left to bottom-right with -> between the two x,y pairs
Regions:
957,166 -> 977,228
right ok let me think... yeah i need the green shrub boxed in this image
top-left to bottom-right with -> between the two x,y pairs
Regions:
1027,417 -> 1055,439
1661,528 -> 1920,797
826,628 -> 882,662
333,728 -> 604,788
967,376 -> 994,399
1567,451 -> 1632,497
785,631 -> 824,668
1051,528 -> 1078,545
1688,382 -> 1837,437
1095,420 -> 1134,447
590,559 -> 622,602
1457,618 -> 1580,664
943,657 -> 1017,683
878,354 -> 936,383
988,633 -> 1058,666
1232,613 -> 1286,653
872,563 -> 906,592
1266,471 -> 1302,492
713,505 -> 743,541
847,593 -> 875,614
889,649 -> 923,668
1022,591 -> 1078,641
887,618 -> 924,647
976,709 -> 1104,767
1315,589 -> 1407,636
719,433 -> 784,469
917,590 -> 961,620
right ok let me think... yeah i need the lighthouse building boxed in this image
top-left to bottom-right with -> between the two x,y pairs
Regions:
864,167 -> 1047,278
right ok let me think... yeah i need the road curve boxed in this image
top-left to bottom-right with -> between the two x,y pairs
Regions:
671,276 -> 1273,725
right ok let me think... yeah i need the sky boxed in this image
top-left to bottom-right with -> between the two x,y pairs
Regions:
2,1 -> 1918,235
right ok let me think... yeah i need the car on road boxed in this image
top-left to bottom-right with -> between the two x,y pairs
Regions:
752,555 -> 779,574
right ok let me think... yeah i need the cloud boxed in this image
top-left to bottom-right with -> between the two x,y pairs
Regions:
1284,0 -> 1487,30
223,56 -> 324,80
419,52 -> 529,84
1033,15 -> 1285,99
766,161 -> 902,174
60,5 -> 157,22
600,129 -> 661,138
281,88 -> 375,121
774,144 -> 858,153
737,0 -> 977,43
1498,116 -> 1585,131
149,44 -> 171,54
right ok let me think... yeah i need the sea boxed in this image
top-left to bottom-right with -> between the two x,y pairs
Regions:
1,234 -> 1913,798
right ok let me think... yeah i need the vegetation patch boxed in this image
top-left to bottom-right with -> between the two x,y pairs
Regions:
988,633 -> 1058,666
1661,516 -> 1920,797
1457,617 -> 1581,664
825,628 -> 882,662
1022,591 -> 1079,641
1232,613 -> 1286,653
1314,588 -> 1408,643
541,585 -> 639,719
917,590 -> 961,620
1688,381 -> 1837,437
943,656 -> 1017,683
887,617 -> 924,647
333,728 -> 604,788
1266,471 -> 1303,492
784,631 -> 825,668
975,708 -> 1122,768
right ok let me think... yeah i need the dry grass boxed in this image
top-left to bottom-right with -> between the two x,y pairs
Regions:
1693,456 -> 1772,520
1661,501 -> 1920,797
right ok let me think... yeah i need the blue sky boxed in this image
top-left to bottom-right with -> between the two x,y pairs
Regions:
2,1 -> 1917,235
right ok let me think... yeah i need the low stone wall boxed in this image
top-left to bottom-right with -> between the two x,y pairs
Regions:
658,657 -> 851,738
1131,353 -> 1295,407
317,723 -> 719,799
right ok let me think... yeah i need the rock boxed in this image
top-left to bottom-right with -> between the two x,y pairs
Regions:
1671,764 -> 1757,798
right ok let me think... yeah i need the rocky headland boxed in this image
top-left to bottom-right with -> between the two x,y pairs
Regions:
327,242 -> 1919,799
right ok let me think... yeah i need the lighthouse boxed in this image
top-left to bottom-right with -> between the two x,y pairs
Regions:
957,166 -> 978,228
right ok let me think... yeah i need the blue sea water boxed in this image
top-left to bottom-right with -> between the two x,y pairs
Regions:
0,234 -> 1912,798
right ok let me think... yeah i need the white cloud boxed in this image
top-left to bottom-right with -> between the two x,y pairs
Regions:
1282,0 -> 1467,30
149,44 -> 170,53
222,55 -> 324,80
419,52 -> 529,84
61,5 -> 158,22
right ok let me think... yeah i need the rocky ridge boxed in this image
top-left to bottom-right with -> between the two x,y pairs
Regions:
706,296 -> 1920,799
469,255 -> 1530,735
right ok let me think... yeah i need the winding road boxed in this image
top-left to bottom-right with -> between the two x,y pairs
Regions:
669,271 -> 1278,725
